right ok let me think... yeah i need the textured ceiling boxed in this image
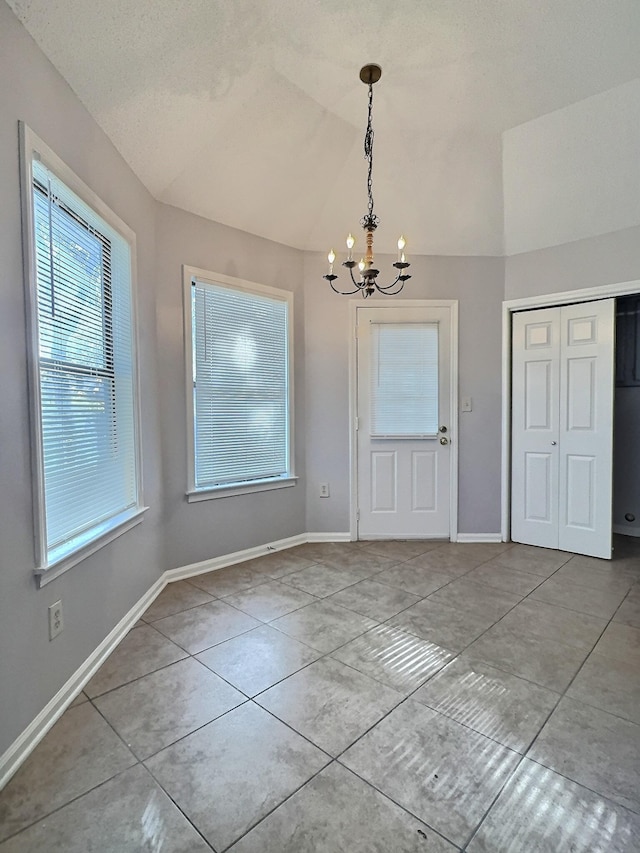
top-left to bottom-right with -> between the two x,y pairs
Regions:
8,0 -> 640,255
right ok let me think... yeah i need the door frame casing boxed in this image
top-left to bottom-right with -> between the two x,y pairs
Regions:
349,299 -> 459,541
501,278 -> 640,542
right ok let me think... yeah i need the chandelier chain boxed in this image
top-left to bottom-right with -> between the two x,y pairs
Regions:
364,83 -> 375,218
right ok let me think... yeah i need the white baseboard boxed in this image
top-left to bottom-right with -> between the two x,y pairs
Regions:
0,576 -> 165,791
165,533 -> 308,582
305,532 -> 352,543
0,531 -> 348,790
455,533 -> 504,543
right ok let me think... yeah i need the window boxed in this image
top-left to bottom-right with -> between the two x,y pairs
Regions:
184,268 -> 295,500
370,322 -> 439,437
22,126 -> 143,582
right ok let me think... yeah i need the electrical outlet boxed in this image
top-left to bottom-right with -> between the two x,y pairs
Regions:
319,483 -> 330,498
48,600 -> 64,640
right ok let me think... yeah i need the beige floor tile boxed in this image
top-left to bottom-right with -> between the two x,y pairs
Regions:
498,597 -> 607,651
426,542 -> 515,562
153,599 -> 261,654
360,539 -> 445,560
279,563 -> 366,597
413,654 -> 559,753
145,702 -> 329,851
531,576 -> 626,619
341,699 -> 519,847
529,697 -> 640,813
615,594 -> 640,629
374,563 -> 457,597
403,548 -> 484,574
567,652 -> 640,724
270,600 -> 378,653
465,561 -> 545,596
289,542 -> 367,563
467,758 -> 640,853
317,549 -> 399,576
0,704 -> 135,843
494,545 -> 570,577
68,691 -> 89,708
327,579 -> 421,621
552,560 -> 634,595
465,623 -> 587,692
331,625 -> 454,693
94,657 -> 245,758
196,623 -> 321,696
241,550 -> 317,578
188,564 -> 269,597
593,621 -> 640,665
426,578 -> 521,622
84,624 -> 187,698
141,580 -> 215,622
229,762 -> 456,853
256,657 -> 403,755
388,598 -> 497,652
222,580 -> 318,621
0,765 -> 211,853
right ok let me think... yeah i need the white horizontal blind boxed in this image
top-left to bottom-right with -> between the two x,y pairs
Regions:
191,279 -> 289,489
32,159 -> 138,563
370,322 -> 439,436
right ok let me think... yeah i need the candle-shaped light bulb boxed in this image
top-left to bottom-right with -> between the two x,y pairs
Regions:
400,252 -> 406,264
358,258 -> 366,274
346,233 -> 355,261
327,249 -> 336,275
397,235 -> 406,261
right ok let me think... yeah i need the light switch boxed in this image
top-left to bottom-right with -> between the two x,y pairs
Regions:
461,397 -> 472,412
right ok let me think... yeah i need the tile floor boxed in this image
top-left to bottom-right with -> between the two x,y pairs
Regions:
1,537 -> 640,851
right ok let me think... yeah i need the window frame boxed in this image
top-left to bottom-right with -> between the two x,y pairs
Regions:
183,265 -> 296,502
20,123 -> 146,586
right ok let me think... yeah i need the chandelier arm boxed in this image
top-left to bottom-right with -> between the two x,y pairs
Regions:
375,275 -> 404,293
347,265 -> 364,289
328,277 -> 361,296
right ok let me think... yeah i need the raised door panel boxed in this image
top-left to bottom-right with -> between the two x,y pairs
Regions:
370,451 -> 397,513
511,308 -> 560,549
412,451 -> 437,512
558,300 -> 614,558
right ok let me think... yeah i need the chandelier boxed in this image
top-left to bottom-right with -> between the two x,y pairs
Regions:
324,64 -> 411,298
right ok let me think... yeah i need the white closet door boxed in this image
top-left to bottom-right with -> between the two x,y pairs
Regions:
511,299 -> 614,558
558,300 -> 615,558
511,308 -> 561,549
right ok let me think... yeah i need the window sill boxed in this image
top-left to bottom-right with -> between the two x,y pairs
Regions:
34,506 -> 149,588
187,476 -> 298,502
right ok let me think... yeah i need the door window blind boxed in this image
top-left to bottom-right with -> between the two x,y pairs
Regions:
370,322 -> 439,436
32,159 -> 138,565
191,279 -> 290,489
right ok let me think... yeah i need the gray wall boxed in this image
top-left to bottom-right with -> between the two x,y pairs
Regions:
304,252 -> 505,536
155,205 -> 307,570
505,226 -> 640,301
0,1 -> 164,756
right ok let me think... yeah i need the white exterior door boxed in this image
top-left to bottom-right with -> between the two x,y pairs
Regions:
511,299 -> 615,558
356,304 -> 454,539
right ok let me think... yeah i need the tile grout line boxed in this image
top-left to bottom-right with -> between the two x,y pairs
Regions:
459,556 -> 640,850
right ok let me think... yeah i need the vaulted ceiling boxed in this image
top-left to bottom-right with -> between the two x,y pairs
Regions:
8,0 -> 640,255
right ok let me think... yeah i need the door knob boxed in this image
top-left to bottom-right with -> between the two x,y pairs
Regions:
551,441 -> 557,445
439,425 -> 447,433
440,436 -> 449,445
